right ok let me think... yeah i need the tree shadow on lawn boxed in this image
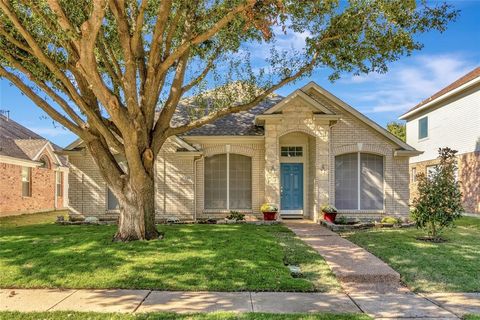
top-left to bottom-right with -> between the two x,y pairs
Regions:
0,223 -> 316,291
344,218 -> 480,292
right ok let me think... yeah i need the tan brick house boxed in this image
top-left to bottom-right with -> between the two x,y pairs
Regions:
0,114 -> 69,216
65,82 -> 420,221
400,67 -> 480,214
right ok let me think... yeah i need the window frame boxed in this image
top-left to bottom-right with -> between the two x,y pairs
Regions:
204,152 -> 252,211
21,166 -> 32,197
56,171 -> 63,197
280,146 -> 303,157
107,187 -> 120,211
418,116 -> 429,140
411,167 -> 417,183
334,152 -> 385,211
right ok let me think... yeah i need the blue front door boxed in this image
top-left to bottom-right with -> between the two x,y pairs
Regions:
280,163 -> 303,210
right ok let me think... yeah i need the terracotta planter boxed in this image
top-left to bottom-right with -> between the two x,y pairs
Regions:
323,211 -> 337,223
263,211 -> 277,221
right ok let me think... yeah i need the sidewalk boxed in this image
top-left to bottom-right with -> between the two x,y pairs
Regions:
1,288 -> 479,319
0,289 -> 360,314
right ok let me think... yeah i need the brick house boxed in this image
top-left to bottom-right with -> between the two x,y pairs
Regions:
400,67 -> 480,214
0,114 -> 69,216
64,82 -> 420,221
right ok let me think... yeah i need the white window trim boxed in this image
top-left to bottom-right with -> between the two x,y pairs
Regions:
204,146 -> 252,211
418,116 -> 429,141
336,152 -> 385,211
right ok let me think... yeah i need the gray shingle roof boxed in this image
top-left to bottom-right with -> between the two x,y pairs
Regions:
0,115 -> 67,165
171,95 -> 283,136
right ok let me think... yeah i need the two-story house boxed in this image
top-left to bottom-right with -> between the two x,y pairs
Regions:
400,67 -> 480,214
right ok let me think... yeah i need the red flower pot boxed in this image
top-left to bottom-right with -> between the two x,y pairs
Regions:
263,211 -> 277,221
323,211 -> 337,223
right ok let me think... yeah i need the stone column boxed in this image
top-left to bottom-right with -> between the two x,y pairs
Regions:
264,122 -> 280,205
315,124 -> 330,221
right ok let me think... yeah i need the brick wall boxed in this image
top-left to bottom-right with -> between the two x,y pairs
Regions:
0,160 -> 61,216
410,151 -> 480,213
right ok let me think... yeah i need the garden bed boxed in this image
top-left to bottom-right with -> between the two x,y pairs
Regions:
320,219 -> 414,232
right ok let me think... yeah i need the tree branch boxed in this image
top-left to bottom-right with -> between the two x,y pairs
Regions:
167,54 -> 319,137
0,66 -> 86,138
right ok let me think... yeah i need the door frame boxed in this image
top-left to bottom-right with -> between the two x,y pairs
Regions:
279,143 -> 308,217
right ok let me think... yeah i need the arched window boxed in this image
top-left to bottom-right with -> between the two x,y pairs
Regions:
39,155 -> 51,169
204,153 -> 252,210
335,153 -> 384,210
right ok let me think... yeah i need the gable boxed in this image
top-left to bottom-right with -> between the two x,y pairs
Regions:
302,82 -> 417,152
263,89 -> 334,115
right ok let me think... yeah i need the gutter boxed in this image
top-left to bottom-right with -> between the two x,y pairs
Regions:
394,150 -> 424,157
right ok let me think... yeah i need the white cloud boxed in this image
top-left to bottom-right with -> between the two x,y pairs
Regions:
343,53 -> 476,114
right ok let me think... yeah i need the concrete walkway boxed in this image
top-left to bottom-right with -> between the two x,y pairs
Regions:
284,220 -> 480,319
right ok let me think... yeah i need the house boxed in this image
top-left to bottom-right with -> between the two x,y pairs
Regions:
64,82 -> 420,222
400,67 -> 480,214
0,113 -> 69,216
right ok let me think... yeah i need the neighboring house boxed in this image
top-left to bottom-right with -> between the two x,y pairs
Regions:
0,114 -> 69,216
400,67 -> 480,214
64,82 -> 420,222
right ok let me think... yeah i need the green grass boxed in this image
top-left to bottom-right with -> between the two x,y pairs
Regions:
0,311 -> 370,320
463,315 -> 480,320
0,212 -> 339,291
344,217 -> 480,292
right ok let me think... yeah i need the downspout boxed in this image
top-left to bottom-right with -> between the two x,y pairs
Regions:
194,155 -> 204,222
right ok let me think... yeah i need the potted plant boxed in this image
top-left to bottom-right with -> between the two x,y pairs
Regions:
321,205 -> 338,223
260,203 -> 278,221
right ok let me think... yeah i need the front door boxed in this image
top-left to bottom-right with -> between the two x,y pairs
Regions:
280,163 -> 303,214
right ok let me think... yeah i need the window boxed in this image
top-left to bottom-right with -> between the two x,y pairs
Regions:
281,146 -> 303,157
426,165 -> 437,179
204,153 -> 252,210
107,188 -> 120,211
418,117 -> 428,139
56,172 -> 63,197
39,155 -> 51,169
21,167 -> 31,197
411,167 -> 417,182
335,153 -> 384,210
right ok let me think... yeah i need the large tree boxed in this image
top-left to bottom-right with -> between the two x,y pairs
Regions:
0,0 -> 457,241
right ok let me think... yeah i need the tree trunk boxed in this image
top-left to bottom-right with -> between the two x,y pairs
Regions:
113,174 -> 160,241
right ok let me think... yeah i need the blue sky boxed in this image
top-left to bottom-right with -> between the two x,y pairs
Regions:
1,1 -> 479,147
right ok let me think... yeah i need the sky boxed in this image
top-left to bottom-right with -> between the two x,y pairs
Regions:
1,0 -> 479,147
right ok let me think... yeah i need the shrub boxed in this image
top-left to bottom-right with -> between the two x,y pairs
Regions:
336,216 -> 348,225
411,147 -> 464,240
381,216 -> 401,224
226,211 -> 245,221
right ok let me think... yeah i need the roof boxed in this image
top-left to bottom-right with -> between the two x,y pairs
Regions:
0,115 -> 67,165
400,67 -> 480,120
172,95 -> 284,136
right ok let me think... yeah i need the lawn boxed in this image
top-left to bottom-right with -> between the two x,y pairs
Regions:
0,212 -> 339,292
344,217 -> 480,292
0,311 -> 370,320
